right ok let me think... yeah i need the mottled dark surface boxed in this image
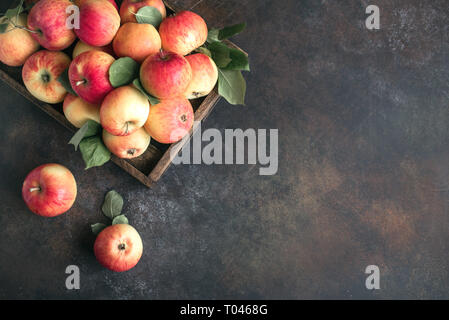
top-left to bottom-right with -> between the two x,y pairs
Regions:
1,0 -> 449,299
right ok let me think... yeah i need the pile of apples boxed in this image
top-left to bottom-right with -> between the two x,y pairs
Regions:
0,0 -> 220,160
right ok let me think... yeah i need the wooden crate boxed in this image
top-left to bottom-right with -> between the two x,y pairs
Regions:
0,0 -> 235,188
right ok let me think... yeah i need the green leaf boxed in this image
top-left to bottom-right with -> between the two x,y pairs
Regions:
132,78 -> 160,106
222,48 -> 250,71
109,57 -> 140,88
207,28 -> 219,43
79,136 -> 111,169
91,223 -> 107,235
68,120 -> 101,151
112,215 -> 129,225
0,23 -> 8,34
208,41 -> 232,68
5,1 -> 24,19
57,68 -> 77,96
102,190 -> 124,220
195,46 -> 212,57
218,23 -> 246,40
218,69 -> 246,105
135,6 -> 162,27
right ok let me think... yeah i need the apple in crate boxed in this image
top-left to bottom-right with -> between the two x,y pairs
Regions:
72,40 -> 114,59
94,224 -> 143,272
63,94 -> 101,128
22,164 -> 77,217
159,11 -> 208,56
140,51 -> 192,99
144,98 -> 194,144
103,127 -> 151,159
75,0 -> 120,47
185,53 -> 218,99
22,50 -> 71,104
113,23 -> 161,63
73,0 -> 118,11
27,0 -> 77,51
119,0 -> 166,24
0,14 -> 39,67
69,50 -> 115,104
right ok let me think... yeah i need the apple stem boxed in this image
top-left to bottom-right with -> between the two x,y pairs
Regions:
9,19 -> 40,34
75,80 -> 86,86
29,187 -> 41,193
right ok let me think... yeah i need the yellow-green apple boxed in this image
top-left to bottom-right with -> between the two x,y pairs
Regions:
75,0 -> 120,47
103,127 -> 151,159
100,85 -> 150,136
69,50 -> 115,104
0,14 -> 40,67
112,23 -> 161,63
159,11 -> 208,56
94,224 -> 143,272
72,40 -> 114,59
144,98 -> 194,144
63,94 -> 101,128
22,164 -> 77,217
22,50 -> 71,104
184,53 -> 218,99
73,0 -> 118,10
27,0 -> 77,51
140,51 -> 192,99
119,0 -> 166,24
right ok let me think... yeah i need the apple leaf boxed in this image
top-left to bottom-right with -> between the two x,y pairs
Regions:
79,136 -> 111,170
102,190 -> 124,220
135,6 -> 162,27
195,46 -> 212,58
91,223 -> 107,235
0,23 -> 8,34
218,69 -> 246,105
69,120 -> 102,151
4,1 -> 24,19
109,57 -> 140,88
207,28 -> 220,43
112,215 -> 129,225
222,48 -> 250,71
132,78 -> 160,106
57,68 -> 77,96
218,23 -> 246,40
208,41 -> 232,68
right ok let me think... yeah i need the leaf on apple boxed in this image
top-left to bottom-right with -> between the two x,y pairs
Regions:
112,215 -> 129,225
69,120 -> 102,151
134,6 -> 162,27
91,223 -> 107,235
57,68 -> 78,96
218,69 -> 246,106
109,57 -> 140,88
132,78 -> 160,106
195,46 -> 212,58
4,0 -> 24,20
79,136 -> 111,170
102,190 -> 124,220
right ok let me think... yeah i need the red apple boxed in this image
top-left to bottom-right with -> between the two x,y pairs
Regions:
27,0 -> 77,51
112,22 -> 161,63
73,0 -> 118,11
22,164 -> 77,217
159,11 -> 208,56
72,40 -> 114,59
140,51 -> 192,99
103,127 -> 151,159
119,0 -> 166,24
100,85 -> 150,136
184,53 -> 218,99
69,50 -> 115,104
22,50 -> 71,104
94,224 -> 143,272
63,94 -> 101,128
75,0 -> 120,47
144,98 -> 194,144
0,14 -> 40,67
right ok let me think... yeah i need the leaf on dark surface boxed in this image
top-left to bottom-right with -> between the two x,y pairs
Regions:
218,69 -> 246,106
79,136 -> 111,170
102,190 -> 124,220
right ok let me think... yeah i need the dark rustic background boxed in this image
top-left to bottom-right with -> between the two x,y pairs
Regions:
1,0 -> 449,299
